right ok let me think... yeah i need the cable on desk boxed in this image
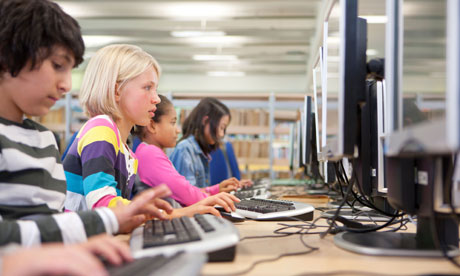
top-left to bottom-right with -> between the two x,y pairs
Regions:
203,249 -> 318,276
210,216 -> 321,276
240,216 -> 327,241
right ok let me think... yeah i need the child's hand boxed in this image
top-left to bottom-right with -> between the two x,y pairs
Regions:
3,243 -> 108,276
240,179 -> 253,188
111,184 -> 173,233
199,192 -> 240,212
80,234 -> 133,266
218,177 -> 240,193
169,192 -> 240,218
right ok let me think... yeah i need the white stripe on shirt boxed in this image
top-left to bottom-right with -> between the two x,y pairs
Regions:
86,186 -> 118,209
0,183 -> 65,211
95,208 -> 119,235
52,212 -> 87,244
17,220 -> 41,247
0,148 -> 65,181
0,123 -> 56,149
65,190 -> 87,211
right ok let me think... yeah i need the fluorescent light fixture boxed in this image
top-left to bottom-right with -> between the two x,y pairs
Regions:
171,31 -> 226,38
83,35 -> 127,48
193,55 -> 238,61
163,3 -> 234,19
361,15 -> 387,24
366,49 -> 379,56
186,36 -> 248,45
207,71 -> 246,77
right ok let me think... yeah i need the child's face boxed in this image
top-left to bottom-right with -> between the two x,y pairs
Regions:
204,114 -> 230,145
0,47 -> 74,122
117,66 -> 160,127
151,105 -> 180,148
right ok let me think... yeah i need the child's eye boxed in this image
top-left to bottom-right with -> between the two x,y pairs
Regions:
53,62 -> 63,70
145,85 -> 152,91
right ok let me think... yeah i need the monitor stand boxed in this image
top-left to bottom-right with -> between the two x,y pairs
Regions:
334,217 -> 460,257
322,209 -> 391,222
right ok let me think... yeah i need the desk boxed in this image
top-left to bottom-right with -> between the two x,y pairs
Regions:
202,209 -> 460,276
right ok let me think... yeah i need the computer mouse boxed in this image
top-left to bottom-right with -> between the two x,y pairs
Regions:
215,206 -> 246,222
220,211 -> 246,223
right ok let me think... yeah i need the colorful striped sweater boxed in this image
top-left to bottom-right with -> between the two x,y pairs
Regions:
0,116 -> 118,246
63,115 -> 137,211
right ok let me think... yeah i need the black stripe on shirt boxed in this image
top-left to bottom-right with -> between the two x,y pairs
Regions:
0,221 -> 21,246
0,204 -> 58,220
34,215 -> 63,243
0,169 -> 66,194
78,211 -> 106,237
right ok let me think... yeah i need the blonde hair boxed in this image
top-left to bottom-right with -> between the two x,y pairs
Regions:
79,44 -> 162,121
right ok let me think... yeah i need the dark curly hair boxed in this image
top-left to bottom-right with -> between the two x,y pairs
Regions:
0,0 -> 84,77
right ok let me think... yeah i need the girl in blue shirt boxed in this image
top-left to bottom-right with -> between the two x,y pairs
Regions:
170,98 -> 252,191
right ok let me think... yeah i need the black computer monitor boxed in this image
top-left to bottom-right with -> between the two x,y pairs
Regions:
334,0 -> 460,257
323,0 -> 366,160
302,96 -> 321,179
303,96 -> 313,166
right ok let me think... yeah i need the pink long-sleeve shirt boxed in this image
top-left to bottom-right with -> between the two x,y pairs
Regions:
135,142 -> 220,206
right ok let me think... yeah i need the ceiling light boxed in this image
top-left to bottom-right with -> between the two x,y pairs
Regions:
193,55 -> 238,61
171,31 -> 226,38
82,35 -> 128,48
366,49 -> 379,56
360,16 -> 387,24
208,71 -> 246,77
163,3 -> 234,19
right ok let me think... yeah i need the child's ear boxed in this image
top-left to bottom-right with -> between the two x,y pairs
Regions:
114,83 -> 121,102
201,116 -> 209,126
146,120 -> 156,134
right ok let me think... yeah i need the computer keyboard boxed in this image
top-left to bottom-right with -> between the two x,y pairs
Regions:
233,188 -> 270,199
233,178 -> 271,199
105,252 -> 206,276
130,214 -> 240,260
234,198 -> 315,221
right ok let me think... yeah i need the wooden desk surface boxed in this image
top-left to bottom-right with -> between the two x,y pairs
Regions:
202,209 -> 460,276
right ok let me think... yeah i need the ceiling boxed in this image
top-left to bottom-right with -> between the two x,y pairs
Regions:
55,0 -> 322,94
54,0 -> 445,97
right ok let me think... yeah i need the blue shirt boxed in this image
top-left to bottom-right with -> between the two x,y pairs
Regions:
210,141 -> 241,185
169,136 -> 211,188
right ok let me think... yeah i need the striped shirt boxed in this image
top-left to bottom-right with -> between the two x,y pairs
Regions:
63,115 -> 137,211
0,117 -> 118,247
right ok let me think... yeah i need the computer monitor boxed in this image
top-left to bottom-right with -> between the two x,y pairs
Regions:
334,0 -> 460,257
323,0 -> 366,161
302,96 -> 313,165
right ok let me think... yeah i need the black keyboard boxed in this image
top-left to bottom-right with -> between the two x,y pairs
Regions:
234,198 -> 315,221
235,198 -> 295,213
233,189 -> 266,199
143,214 -> 214,248
105,252 -> 205,276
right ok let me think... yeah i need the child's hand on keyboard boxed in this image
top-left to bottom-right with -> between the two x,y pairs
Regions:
170,192 -> 240,218
80,234 -> 133,266
112,184 -> 174,233
219,177 -> 240,192
240,179 -> 254,188
2,242 -> 110,276
199,192 -> 240,212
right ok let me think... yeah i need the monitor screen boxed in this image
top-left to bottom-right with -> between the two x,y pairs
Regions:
401,0 -> 446,129
312,48 -> 325,160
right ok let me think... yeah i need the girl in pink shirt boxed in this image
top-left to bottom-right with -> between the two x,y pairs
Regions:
135,95 -> 239,207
